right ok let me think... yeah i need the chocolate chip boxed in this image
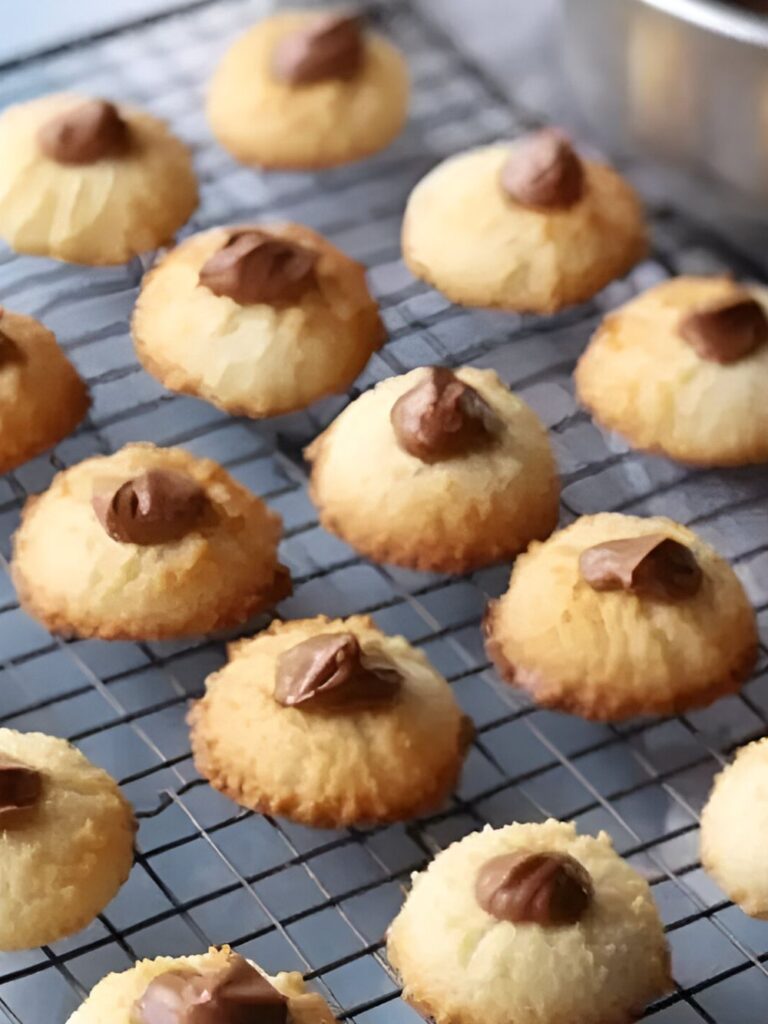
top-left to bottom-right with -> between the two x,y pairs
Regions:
500,129 -> 585,210
0,331 -> 19,366
274,632 -> 401,710
198,230 -> 317,306
92,469 -> 208,546
273,12 -> 364,85
390,367 -> 500,463
579,534 -> 702,601
0,756 -> 43,815
132,953 -> 288,1024
679,294 -> 768,364
0,314 -> 23,368
475,851 -> 593,926
38,99 -> 129,166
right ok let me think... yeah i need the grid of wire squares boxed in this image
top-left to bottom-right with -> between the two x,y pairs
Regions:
0,1 -> 767,1021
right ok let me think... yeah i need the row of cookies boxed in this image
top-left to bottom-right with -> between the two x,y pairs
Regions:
0,18 -> 764,468
0,722 -> 676,1024
10,715 -> 768,1024
0,11 -> 409,264
62,821 -> 674,1024
6,370 -> 758,720
3,259 -> 766,491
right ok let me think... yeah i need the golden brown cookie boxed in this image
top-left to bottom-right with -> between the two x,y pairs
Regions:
189,615 -> 472,827
0,728 -> 135,951
0,93 -> 198,264
0,308 -> 89,473
576,275 -> 768,465
387,819 -> 672,1024
701,738 -> 768,919
402,132 -> 647,314
485,512 -> 757,720
11,443 -> 290,640
133,223 -> 384,418
305,366 -> 560,573
67,946 -> 337,1024
207,10 -> 409,170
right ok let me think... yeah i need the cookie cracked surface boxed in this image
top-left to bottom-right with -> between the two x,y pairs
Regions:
0,93 -> 197,265
133,223 -> 384,418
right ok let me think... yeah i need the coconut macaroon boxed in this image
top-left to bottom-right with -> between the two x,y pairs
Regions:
0,93 -> 198,265
402,130 -> 647,313
0,728 -> 135,951
387,819 -> 672,1024
576,275 -> 768,466
133,223 -> 385,418
66,946 -> 337,1024
0,308 -> 89,474
306,366 -> 560,573
188,615 -> 472,828
485,512 -> 757,720
207,10 -> 409,169
701,738 -> 768,919
11,443 -> 290,641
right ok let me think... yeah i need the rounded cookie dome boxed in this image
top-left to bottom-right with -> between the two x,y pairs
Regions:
133,223 -> 384,418
305,365 -> 560,573
11,443 -> 290,640
207,11 -> 409,169
0,93 -> 197,264
402,136 -> 646,313
0,728 -> 135,951
0,308 -> 89,473
485,512 -> 757,720
387,819 -> 671,1024
188,615 -> 471,827
66,946 -> 337,1024
576,275 -> 768,465
701,738 -> 768,919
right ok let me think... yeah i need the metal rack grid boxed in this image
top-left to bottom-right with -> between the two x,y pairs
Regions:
0,2 -> 767,1022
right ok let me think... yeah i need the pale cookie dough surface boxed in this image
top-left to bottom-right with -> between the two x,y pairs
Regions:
133,224 -> 385,418
306,366 -> 560,573
387,819 -> 671,1024
0,728 -> 135,951
67,946 -> 337,1024
207,11 -> 409,169
11,443 -> 288,640
402,143 -> 647,314
0,310 -> 89,473
701,738 -> 768,918
576,276 -> 768,465
485,513 -> 757,720
0,93 -> 198,265
189,615 -> 470,827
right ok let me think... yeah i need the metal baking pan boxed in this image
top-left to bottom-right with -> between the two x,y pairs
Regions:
562,0 -> 768,211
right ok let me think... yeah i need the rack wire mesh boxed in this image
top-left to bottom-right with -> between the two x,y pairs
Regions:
1,1 -> 768,1022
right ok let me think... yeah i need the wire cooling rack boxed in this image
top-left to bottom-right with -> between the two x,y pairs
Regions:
1,2 -> 768,1022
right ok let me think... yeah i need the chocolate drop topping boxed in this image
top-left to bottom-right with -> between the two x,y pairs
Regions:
579,534 -> 702,601
92,469 -> 208,546
390,367 -> 500,462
